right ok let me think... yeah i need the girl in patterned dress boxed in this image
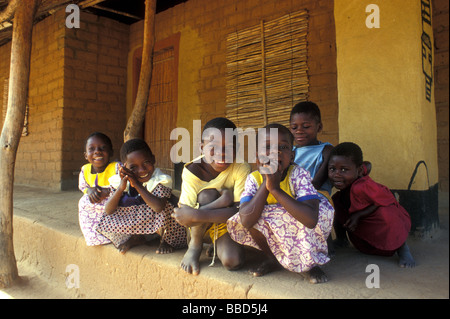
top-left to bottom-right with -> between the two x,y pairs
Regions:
96,139 -> 187,254
78,132 -> 119,246
227,124 -> 334,284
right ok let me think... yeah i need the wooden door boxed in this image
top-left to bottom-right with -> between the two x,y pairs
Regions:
145,46 -> 177,176
133,34 -> 179,181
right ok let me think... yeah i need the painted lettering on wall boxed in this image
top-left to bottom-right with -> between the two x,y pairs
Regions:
421,0 -> 433,102
65,264 -> 80,289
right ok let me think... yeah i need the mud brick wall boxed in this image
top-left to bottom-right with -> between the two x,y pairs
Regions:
0,12 -> 66,189
62,11 -> 128,189
0,10 -> 128,190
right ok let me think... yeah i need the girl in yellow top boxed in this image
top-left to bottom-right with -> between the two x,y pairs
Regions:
78,132 -> 119,246
227,124 -> 334,283
172,117 -> 251,275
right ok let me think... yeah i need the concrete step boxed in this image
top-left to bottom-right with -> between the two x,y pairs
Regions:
10,185 -> 450,299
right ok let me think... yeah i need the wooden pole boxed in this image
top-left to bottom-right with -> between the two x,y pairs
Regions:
123,0 -> 157,142
0,0 -> 40,288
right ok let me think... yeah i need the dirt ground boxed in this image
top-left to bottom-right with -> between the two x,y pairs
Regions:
0,186 -> 449,299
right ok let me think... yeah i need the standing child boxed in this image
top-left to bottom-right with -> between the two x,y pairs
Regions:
328,142 -> 415,268
227,124 -> 334,284
289,101 -> 333,202
96,138 -> 187,254
172,117 -> 251,275
78,132 -> 119,246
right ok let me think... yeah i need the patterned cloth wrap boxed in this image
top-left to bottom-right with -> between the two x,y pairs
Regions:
227,165 -> 334,273
96,168 -> 187,249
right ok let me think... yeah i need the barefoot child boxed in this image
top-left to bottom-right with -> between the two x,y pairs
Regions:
172,117 -> 251,275
78,132 -> 119,246
96,139 -> 187,254
328,142 -> 415,268
227,124 -> 334,284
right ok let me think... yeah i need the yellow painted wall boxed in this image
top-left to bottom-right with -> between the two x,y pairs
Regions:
334,0 -> 438,190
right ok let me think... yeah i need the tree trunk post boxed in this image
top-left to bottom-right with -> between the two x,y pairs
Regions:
123,0 -> 157,142
0,0 -> 40,288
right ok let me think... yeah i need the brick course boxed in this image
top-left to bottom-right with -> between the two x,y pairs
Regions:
0,9 -> 128,190
62,12 -> 128,189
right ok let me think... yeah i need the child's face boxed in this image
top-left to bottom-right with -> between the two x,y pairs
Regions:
84,136 -> 112,173
257,129 -> 293,174
201,128 -> 236,173
124,150 -> 155,184
328,155 -> 362,190
289,112 -> 322,147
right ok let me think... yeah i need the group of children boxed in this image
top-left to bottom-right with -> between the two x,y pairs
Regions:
78,101 -> 415,284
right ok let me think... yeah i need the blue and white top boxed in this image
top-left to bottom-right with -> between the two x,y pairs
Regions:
293,141 -> 332,195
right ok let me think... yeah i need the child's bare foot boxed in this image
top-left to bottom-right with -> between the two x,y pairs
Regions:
249,257 -> 280,277
181,224 -> 209,275
397,243 -> 415,268
156,240 -> 173,254
118,235 -> 146,254
181,245 -> 202,275
301,266 -> 328,284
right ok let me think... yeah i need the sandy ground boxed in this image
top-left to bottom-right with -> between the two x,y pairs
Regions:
0,263 -> 77,299
0,185 -> 449,299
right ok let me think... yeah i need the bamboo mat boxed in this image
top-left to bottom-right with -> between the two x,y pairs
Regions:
226,10 -> 309,129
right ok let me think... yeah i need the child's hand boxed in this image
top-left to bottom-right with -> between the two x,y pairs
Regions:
172,205 -> 198,227
117,174 -> 129,192
265,170 -> 282,192
87,186 -> 109,203
119,165 -> 140,188
259,163 -> 281,193
344,206 -> 377,232
344,214 -> 360,232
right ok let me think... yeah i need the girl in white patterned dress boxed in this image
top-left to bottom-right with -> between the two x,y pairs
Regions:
96,139 -> 187,254
227,124 -> 334,284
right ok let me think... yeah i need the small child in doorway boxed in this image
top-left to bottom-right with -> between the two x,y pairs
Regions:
78,132 -> 119,246
96,138 -> 187,254
328,142 -> 415,268
227,124 -> 335,284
